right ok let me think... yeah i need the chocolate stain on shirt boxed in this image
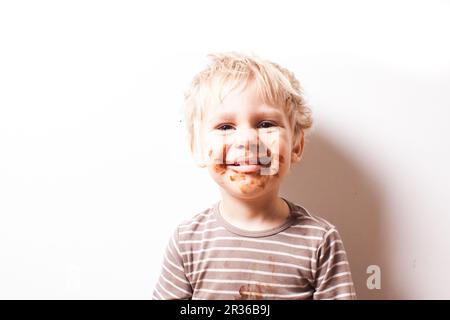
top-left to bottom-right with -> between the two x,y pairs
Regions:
236,284 -> 278,300
235,256 -> 278,299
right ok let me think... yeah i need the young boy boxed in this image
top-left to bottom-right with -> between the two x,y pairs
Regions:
152,52 -> 356,300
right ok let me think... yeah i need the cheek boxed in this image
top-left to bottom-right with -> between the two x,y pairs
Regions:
258,131 -> 286,161
269,153 -> 287,176
205,141 -> 229,175
258,132 -> 286,176
264,133 -> 289,165
260,148 -> 287,176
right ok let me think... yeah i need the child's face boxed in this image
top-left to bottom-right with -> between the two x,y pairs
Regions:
199,80 -> 304,199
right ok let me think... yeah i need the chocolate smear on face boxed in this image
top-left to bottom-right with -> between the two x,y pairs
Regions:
210,145 -> 228,175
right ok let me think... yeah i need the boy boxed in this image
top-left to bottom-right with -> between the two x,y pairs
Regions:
152,52 -> 356,300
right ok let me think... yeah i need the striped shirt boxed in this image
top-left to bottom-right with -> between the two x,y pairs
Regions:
152,198 -> 356,300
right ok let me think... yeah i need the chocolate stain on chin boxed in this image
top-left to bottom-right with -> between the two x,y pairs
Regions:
239,175 -> 269,193
213,163 -> 227,175
226,171 -> 271,193
227,153 -> 288,193
229,172 -> 245,182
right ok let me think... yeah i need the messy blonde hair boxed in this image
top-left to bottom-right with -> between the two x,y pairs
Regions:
183,52 -> 313,156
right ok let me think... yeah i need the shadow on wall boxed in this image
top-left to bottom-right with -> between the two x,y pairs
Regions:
281,130 -> 401,299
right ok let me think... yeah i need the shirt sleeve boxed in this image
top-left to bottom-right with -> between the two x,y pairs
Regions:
152,227 -> 193,300
313,228 -> 357,300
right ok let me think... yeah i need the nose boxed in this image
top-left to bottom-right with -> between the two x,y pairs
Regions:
233,127 -> 259,152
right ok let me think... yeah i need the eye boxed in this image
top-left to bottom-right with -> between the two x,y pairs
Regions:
258,121 -> 277,129
216,124 -> 234,131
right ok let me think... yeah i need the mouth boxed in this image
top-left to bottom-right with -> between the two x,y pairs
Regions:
228,164 -> 267,173
226,159 -> 272,173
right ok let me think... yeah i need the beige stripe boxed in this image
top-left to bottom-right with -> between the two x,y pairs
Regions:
179,236 -> 317,251
320,271 -> 352,284
158,281 -> 179,299
184,257 -> 313,273
162,264 -> 190,285
171,235 -> 182,257
239,290 -> 314,298
196,278 -> 311,289
196,288 -> 314,298
160,273 -> 191,295
180,246 -> 316,263
316,282 -> 354,294
187,268 -> 305,280
327,292 -> 356,300
291,224 -> 328,232
153,287 -> 163,299
317,240 -> 344,259
316,250 -> 347,271
165,249 -> 184,272
317,259 -> 349,274
317,229 -> 339,252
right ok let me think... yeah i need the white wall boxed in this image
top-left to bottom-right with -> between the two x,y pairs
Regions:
0,0 -> 449,299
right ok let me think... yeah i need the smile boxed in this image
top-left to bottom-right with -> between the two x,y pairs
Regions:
228,164 -> 268,173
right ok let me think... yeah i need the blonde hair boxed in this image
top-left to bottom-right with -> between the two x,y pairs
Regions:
183,52 -> 313,156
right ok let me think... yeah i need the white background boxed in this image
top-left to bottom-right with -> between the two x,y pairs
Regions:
1,0 -> 449,299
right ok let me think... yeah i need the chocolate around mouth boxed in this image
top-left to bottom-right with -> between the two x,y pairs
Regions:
227,162 -> 271,168
226,156 -> 272,167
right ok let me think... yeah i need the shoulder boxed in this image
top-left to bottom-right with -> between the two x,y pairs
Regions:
286,200 -> 339,242
175,202 -> 218,236
170,202 -> 219,262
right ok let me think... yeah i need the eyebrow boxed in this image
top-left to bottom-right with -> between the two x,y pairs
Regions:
209,109 -> 284,122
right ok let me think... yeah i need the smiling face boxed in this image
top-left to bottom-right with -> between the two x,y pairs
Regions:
198,80 -> 304,199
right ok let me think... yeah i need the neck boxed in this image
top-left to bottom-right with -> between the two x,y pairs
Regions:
218,188 -> 290,230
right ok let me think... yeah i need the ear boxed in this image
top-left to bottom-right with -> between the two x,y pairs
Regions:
190,134 -> 208,168
193,149 -> 207,168
195,159 -> 207,168
291,129 -> 305,164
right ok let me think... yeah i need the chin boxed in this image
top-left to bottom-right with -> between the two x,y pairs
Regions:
227,177 -> 277,197
225,187 -> 267,199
